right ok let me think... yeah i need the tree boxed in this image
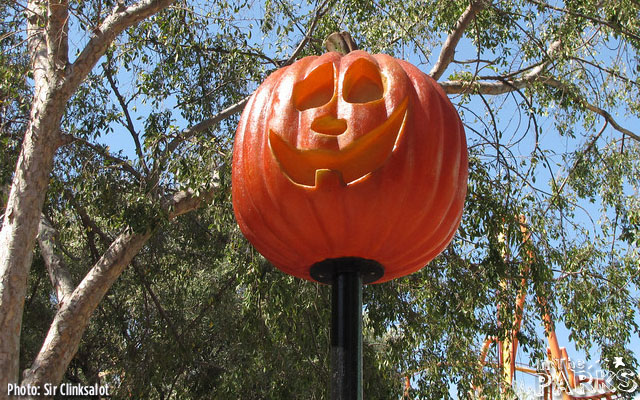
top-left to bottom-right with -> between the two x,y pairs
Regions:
0,0 -> 181,393
1,0 -> 639,398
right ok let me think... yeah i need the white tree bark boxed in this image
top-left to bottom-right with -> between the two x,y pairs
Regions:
429,0 -> 491,81
0,0 -> 175,395
21,188 -> 214,393
37,216 -> 75,305
22,229 -> 153,389
0,0 -> 65,391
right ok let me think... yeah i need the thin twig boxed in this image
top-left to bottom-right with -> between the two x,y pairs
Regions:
543,121 -> 608,216
164,0 -> 332,156
544,77 -> 640,143
73,136 -> 144,181
526,0 -> 640,43
103,59 -> 150,175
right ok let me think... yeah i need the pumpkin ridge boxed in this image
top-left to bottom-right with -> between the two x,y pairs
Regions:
378,61 -> 458,264
259,83 -> 322,264
243,75 -> 308,265
387,111 -> 467,273
386,103 -> 462,266
236,150 -> 297,263
363,55 -> 421,258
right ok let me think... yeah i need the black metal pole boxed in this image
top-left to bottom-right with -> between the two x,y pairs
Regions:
310,257 -> 383,400
331,269 -> 363,400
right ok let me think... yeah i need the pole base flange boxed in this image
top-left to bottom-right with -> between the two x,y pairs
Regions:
309,257 -> 384,284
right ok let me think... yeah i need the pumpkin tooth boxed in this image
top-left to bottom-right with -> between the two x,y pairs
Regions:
314,169 -> 346,189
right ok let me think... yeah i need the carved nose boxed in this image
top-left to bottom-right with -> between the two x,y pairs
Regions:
311,115 -> 347,135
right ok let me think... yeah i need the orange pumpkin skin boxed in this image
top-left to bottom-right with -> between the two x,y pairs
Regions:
232,50 -> 467,284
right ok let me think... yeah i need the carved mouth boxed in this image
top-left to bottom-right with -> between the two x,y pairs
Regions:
269,98 -> 409,187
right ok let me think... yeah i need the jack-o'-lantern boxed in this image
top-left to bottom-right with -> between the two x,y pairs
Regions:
232,49 -> 467,284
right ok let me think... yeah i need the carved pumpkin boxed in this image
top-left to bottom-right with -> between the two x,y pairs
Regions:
232,50 -> 467,283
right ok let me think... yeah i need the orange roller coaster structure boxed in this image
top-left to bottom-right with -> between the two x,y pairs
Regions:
476,216 -> 622,400
478,310 -> 623,399
402,216 -> 629,399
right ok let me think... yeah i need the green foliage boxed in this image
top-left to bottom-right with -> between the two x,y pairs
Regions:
0,1 -> 30,187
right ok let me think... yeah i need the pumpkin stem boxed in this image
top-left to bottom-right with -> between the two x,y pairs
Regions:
324,31 -> 359,54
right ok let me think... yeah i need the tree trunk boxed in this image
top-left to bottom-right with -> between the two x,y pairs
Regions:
0,0 -> 67,392
0,38 -> 65,399
19,188 -> 214,393
0,0 -> 176,395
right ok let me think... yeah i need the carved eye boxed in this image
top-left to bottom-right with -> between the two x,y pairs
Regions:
342,58 -> 384,104
293,63 -> 335,111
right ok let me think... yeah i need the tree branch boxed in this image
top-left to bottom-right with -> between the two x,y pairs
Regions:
21,185 -> 216,388
72,136 -> 143,181
164,185 -> 218,221
439,6 -> 638,141
163,0 -> 330,158
200,45 -> 282,68
181,273 -> 237,337
525,0 -> 640,43
544,77 -> 640,143
285,0 -> 332,65
521,39 -> 562,79
61,0 -> 176,99
103,60 -> 150,175
26,0 -> 48,97
46,0 -> 69,77
37,215 -> 75,306
133,261 -> 188,354
22,228 -> 153,388
62,188 -> 112,254
166,96 -> 250,155
442,72 -> 640,142
429,0 -> 490,81
439,37 -> 561,94
439,75 -> 545,95
543,121 -> 609,216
